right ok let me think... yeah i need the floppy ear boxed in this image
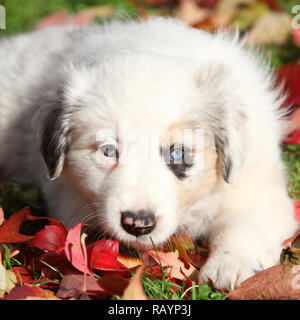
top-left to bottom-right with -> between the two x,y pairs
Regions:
197,64 -> 248,185
214,109 -> 247,185
35,90 -> 72,181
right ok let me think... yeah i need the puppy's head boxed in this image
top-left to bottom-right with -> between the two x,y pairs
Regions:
36,54 -> 247,249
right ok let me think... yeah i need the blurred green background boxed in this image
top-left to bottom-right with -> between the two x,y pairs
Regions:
0,0 -> 142,35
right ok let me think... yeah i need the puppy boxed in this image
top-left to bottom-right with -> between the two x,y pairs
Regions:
0,17 -> 298,289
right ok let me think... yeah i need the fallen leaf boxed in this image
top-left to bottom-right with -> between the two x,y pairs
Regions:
284,107 -> 300,137
36,5 -> 114,30
277,63 -> 300,109
213,0 -> 255,27
293,199 -> 300,222
229,264 -> 300,300
0,207 -> 36,243
117,254 -> 143,269
56,273 -> 104,299
282,230 -> 300,249
97,274 -> 130,296
4,283 -> 58,300
0,267 -> 17,298
163,233 -> 197,266
173,0 -> 209,26
89,239 -> 127,271
12,267 -> 33,285
122,266 -> 147,300
64,223 -> 93,276
144,249 -> 196,280
281,230 -> 300,265
231,2 -> 268,31
283,129 -> 300,144
31,223 -> 68,252
246,12 -> 292,46
293,29 -> 300,48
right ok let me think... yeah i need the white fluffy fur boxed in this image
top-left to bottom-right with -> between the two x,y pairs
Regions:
0,17 -> 298,289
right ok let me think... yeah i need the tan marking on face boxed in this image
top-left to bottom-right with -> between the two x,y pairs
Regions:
177,147 -> 220,211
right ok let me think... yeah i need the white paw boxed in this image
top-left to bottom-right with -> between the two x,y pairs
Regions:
199,253 -> 262,291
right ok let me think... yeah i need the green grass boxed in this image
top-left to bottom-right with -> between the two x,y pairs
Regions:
0,0 -> 139,36
141,275 -> 230,300
282,144 -> 300,200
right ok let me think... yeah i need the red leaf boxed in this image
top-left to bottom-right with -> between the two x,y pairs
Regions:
0,207 -> 35,243
64,223 -> 93,276
12,267 -> 33,285
56,273 -> 104,299
4,284 -> 57,300
293,29 -> 300,48
97,275 -> 130,296
89,239 -> 127,271
294,200 -> 300,223
31,223 -> 68,252
36,11 -> 93,29
229,264 -> 300,300
122,266 -> 147,300
282,129 -> 300,144
144,249 -> 196,280
282,230 -> 300,249
277,64 -> 300,109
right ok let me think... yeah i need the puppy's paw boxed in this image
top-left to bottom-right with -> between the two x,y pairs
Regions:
199,253 -> 261,291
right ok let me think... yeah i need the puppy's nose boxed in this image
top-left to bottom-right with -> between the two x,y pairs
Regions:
121,209 -> 156,237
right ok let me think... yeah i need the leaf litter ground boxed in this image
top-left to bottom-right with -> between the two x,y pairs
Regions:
1,0 -> 300,300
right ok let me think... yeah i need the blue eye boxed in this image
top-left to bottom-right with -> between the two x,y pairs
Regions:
101,144 -> 117,157
170,147 -> 184,162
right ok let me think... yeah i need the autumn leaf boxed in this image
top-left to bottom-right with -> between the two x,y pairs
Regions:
163,233 -> 199,268
117,254 -> 143,269
89,238 -> 127,272
122,266 -> 147,300
213,0 -> 255,27
56,272 -> 105,299
281,230 -> 300,265
246,12 -> 291,46
11,267 -> 33,285
64,223 -> 93,276
36,6 -> 114,30
144,249 -> 196,280
229,264 -> 300,300
97,274 -> 130,296
277,63 -> 300,109
4,283 -> 58,300
0,207 -> 37,243
231,2 -> 268,31
173,0 -> 209,26
277,63 -> 300,142
0,267 -> 17,298
293,29 -> 300,48
30,222 -> 68,252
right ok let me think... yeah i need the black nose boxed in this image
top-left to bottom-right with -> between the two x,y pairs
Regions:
121,209 -> 156,237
